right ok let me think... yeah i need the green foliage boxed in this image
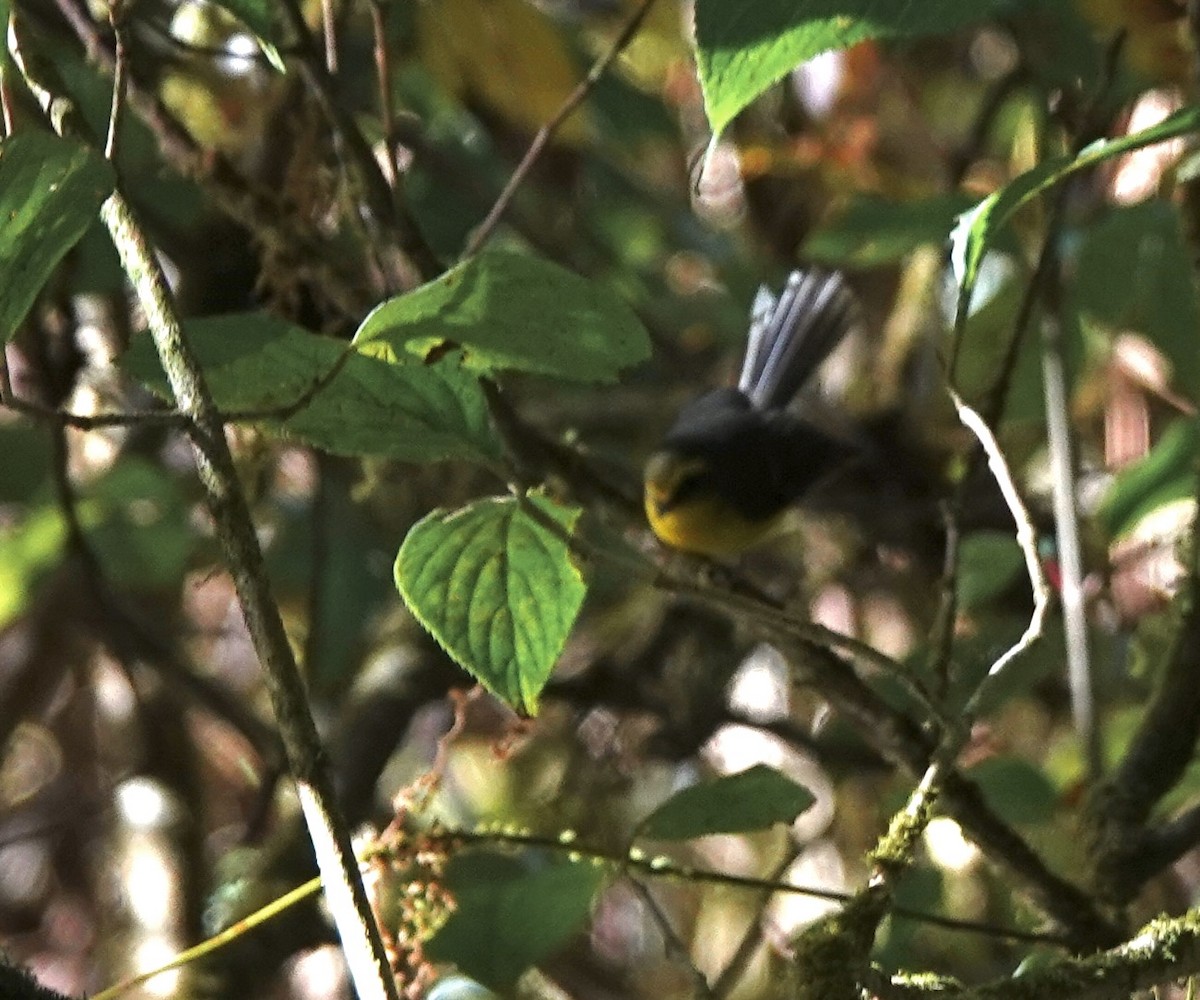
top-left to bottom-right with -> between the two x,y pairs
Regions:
426,851 -> 607,992
394,496 -> 586,714
355,250 -> 651,383
11,0 -> 1200,993
0,457 -> 190,627
123,313 -> 502,464
693,0 -> 1006,135
637,764 -> 815,840
0,132 -> 115,343
0,425 -> 51,503
805,193 -> 976,268
1075,201 -> 1200,401
956,531 -> 1025,611
1100,418 -> 1200,540
951,105 -> 1200,327
966,756 -> 1059,825
0,505 -> 67,629
81,458 -> 193,589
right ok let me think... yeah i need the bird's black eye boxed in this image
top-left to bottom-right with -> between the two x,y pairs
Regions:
662,468 -> 708,511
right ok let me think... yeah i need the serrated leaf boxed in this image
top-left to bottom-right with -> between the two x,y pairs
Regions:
966,756 -> 1058,824
694,0 -> 1007,136
427,851 -> 606,992
956,531 -> 1025,610
1075,201 -> 1200,400
355,250 -> 650,383
950,106 -> 1200,329
0,132 -> 115,342
395,496 -> 586,714
804,193 -> 976,267
122,313 -> 501,463
637,764 -> 815,840
1099,418 -> 1200,539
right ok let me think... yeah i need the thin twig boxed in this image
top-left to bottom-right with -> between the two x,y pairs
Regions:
928,501 -> 960,704
0,391 -> 191,428
272,0 -> 440,279
462,0 -> 660,258
0,64 -> 14,136
710,845 -> 802,999
1042,312 -> 1098,780
627,879 -> 714,999
103,6 -> 127,160
6,27 -> 400,1000
369,0 -> 396,189
515,487 -> 1115,943
320,0 -> 337,73
450,827 -> 1069,946
949,390 -> 1049,715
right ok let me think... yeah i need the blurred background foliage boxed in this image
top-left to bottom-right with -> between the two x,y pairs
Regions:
3,0 -> 1200,997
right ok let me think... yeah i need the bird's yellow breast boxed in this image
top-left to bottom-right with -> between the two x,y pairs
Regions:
643,490 -> 779,556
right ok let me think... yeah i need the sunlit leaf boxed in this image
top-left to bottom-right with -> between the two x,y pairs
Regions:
637,764 -> 815,840
395,495 -> 587,714
123,313 -> 501,464
0,132 -> 115,342
694,0 -> 1008,136
427,851 -> 606,992
356,250 -> 650,383
0,507 -> 67,628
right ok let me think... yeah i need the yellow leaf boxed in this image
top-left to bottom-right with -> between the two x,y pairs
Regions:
418,0 -> 588,144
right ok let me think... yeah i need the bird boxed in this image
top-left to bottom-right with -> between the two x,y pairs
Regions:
643,269 -> 860,556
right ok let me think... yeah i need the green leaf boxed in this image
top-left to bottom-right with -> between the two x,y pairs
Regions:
354,250 -> 651,383
956,531 -> 1025,610
0,425 -> 52,503
965,756 -> 1058,824
122,313 -> 501,463
637,764 -> 815,840
395,496 -> 587,714
82,459 -> 193,589
694,0 -> 1007,136
1075,200 -> 1200,401
950,105 -> 1200,329
804,193 -> 976,268
0,506 -> 68,628
426,851 -> 606,992
1099,418 -> 1200,540
0,132 -> 115,342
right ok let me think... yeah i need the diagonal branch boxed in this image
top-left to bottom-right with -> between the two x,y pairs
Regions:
462,0 -> 660,258
6,24 -> 400,1000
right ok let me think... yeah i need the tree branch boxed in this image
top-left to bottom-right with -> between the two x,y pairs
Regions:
6,25 -> 400,1000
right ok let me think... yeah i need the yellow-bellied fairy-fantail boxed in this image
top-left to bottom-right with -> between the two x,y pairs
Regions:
644,269 -> 860,556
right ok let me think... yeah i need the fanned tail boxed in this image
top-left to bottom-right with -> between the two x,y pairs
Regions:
737,269 -> 859,411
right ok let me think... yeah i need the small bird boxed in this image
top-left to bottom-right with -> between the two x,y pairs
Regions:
643,269 -> 860,556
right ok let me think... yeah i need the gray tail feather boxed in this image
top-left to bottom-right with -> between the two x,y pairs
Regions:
737,269 -> 859,411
